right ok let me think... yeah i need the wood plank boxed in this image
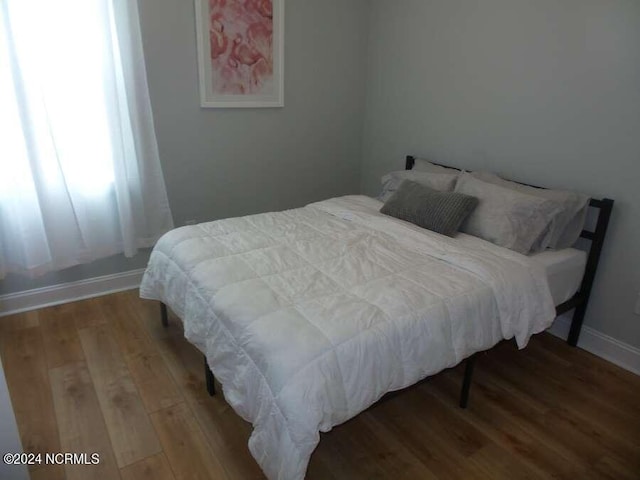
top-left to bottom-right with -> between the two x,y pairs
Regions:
0,327 -> 60,468
145,323 -> 205,403
305,445 -> 339,480
0,310 -> 39,333
128,292 -> 179,342
427,370 -> 592,480
125,350 -> 183,413
40,304 -> 84,369
466,443 -> 546,480
399,388 -> 538,479
468,360 -> 613,467
468,351 -> 548,416
29,464 -> 66,480
362,388 -> 489,480
141,314 -> 263,480
400,385 -> 489,457
72,298 -> 108,330
49,362 -> 120,480
78,324 -> 161,467
440,352 -> 640,478
101,292 -> 183,413
196,386 -> 254,470
482,344 -> 640,469
536,332 -> 640,390
589,455 -> 640,480
120,453 -> 175,480
357,412 -> 446,480
321,411 -> 440,480
123,290 -> 158,323
527,335 -> 640,417
310,425 -> 387,480
150,402 -> 229,480
175,384 -> 264,480
97,293 -> 155,357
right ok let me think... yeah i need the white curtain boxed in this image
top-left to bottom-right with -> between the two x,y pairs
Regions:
0,0 -> 173,279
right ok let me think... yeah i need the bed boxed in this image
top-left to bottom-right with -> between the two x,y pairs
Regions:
140,155 -> 613,480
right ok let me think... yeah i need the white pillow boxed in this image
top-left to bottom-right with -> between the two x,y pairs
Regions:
412,157 -> 460,174
455,172 -> 563,255
378,170 -> 458,202
470,171 -> 589,250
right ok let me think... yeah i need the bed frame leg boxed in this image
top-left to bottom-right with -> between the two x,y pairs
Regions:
205,356 -> 216,396
160,303 -> 169,328
460,355 -> 476,409
567,302 -> 587,347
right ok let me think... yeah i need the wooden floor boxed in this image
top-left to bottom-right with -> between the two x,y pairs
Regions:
1,291 -> 639,480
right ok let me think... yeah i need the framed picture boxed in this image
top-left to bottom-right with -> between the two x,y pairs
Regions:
195,0 -> 284,108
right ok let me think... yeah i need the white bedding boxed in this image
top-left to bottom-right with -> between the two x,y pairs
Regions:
530,248 -> 586,306
140,195 -> 556,480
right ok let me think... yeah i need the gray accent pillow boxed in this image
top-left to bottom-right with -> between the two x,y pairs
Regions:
470,171 -> 589,250
380,180 -> 479,237
378,170 -> 459,202
455,172 -> 564,254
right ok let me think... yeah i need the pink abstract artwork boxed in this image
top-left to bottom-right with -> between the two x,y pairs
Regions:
208,0 -> 274,96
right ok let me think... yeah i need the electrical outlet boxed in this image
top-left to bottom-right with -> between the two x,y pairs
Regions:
635,293 -> 640,316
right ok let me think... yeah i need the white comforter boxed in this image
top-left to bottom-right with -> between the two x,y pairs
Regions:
140,195 -> 556,480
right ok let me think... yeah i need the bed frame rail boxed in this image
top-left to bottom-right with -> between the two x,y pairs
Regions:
558,198 -> 613,345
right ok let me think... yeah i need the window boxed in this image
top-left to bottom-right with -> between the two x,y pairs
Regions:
0,0 -> 173,278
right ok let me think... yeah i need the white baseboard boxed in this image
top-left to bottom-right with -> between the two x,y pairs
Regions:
0,269 -> 145,317
548,314 -> 640,376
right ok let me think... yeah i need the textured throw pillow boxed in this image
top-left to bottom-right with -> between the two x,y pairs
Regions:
470,171 -> 589,250
378,170 -> 459,202
455,172 -> 564,254
380,180 -> 479,237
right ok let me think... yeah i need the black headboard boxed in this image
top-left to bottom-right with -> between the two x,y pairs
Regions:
405,155 -> 614,347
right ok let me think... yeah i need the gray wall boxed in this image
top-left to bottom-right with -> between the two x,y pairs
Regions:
0,0 -> 370,296
362,0 -> 640,348
139,0 -> 369,225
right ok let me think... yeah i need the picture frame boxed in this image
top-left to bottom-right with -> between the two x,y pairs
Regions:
195,0 -> 284,108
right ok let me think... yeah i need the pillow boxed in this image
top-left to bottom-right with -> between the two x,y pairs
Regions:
378,170 -> 458,202
455,172 -> 563,254
412,157 -> 460,174
470,171 -> 589,249
380,180 -> 478,237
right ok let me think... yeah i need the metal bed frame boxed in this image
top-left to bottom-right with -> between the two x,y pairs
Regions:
405,155 -> 614,406
160,155 -> 614,408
